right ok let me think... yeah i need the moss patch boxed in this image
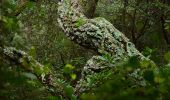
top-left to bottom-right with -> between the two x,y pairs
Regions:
75,18 -> 86,28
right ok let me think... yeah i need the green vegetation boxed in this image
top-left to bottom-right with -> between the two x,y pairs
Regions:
75,18 -> 86,28
0,0 -> 170,100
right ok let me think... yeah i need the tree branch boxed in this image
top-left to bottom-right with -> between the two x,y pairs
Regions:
13,0 -> 38,16
58,0 -> 155,95
1,47 -> 66,97
79,0 -> 99,18
58,0 -> 150,61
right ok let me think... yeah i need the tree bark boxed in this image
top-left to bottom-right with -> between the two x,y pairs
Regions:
1,0 -> 156,97
58,0 -> 155,94
1,47 -> 66,97
58,0 -> 145,58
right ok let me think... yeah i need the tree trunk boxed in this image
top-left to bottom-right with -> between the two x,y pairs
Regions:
1,0 -> 156,97
58,0 -> 155,94
79,0 -> 99,18
58,0 -> 146,58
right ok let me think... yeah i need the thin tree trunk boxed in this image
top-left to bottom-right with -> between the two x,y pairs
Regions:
79,0 -> 99,18
161,14 -> 170,45
160,0 -> 170,45
122,0 -> 128,33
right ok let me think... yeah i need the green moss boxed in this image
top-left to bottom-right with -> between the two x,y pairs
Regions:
75,18 -> 86,28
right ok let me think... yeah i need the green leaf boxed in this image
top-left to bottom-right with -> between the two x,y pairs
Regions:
140,60 -> 151,68
34,66 -> 44,75
87,77 -> 91,84
164,51 -> 170,63
142,47 -> 153,57
127,56 -> 140,69
65,64 -> 75,70
70,74 -> 77,80
29,46 -> 36,58
26,1 -> 35,9
71,95 -> 77,100
86,77 -> 94,86
154,76 -> 164,84
64,85 -> 74,97
3,17 -> 15,30
46,95 -> 60,100
64,85 -> 77,100
64,64 -> 75,74
143,70 -> 154,83
43,63 -> 50,74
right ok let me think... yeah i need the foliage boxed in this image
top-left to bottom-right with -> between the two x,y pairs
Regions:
0,0 -> 170,100
0,0 -> 51,99
96,0 -> 170,65
80,53 -> 170,100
